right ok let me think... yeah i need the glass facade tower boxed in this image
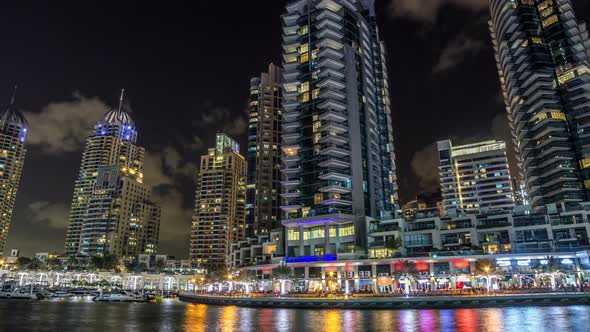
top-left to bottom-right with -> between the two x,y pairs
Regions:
65,91 -> 161,257
190,133 -> 247,271
246,63 -> 283,237
0,87 -> 27,255
438,139 -> 515,213
490,0 -> 590,207
281,0 -> 398,256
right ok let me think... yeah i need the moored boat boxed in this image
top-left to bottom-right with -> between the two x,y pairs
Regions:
93,290 -> 144,302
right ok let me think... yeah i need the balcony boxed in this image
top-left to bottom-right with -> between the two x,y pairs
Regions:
319,99 -> 347,111
320,122 -> 347,134
281,167 -> 302,176
319,89 -> 346,101
319,184 -> 351,194
319,134 -> 349,146
282,131 -> 300,142
318,68 -> 345,80
319,146 -> 349,158
320,198 -> 353,206
280,180 -> 300,189
317,76 -> 346,91
405,241 -> 433,248
318,57 -> 345,70
281,191 -> 301,199
318,172 -> 350,182
318,158 -> 350,169
476,222 -> 512,229
406,223 -> 436,232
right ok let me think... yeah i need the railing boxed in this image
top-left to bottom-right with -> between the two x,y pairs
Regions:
476,222 -> 512,229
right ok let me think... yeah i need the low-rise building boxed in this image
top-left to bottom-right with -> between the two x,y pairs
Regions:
230,230 -> 284,268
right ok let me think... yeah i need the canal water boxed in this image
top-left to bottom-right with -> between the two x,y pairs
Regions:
0,298 -> 588,331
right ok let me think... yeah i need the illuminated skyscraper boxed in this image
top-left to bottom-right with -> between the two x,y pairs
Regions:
280,0 -> 398,258
190,133 -> 247,271
246,63 -> 283,237
65,91 -> 161,257
490,0 -> 590,207
438,139 -> 515,213
0,87 -> 27,255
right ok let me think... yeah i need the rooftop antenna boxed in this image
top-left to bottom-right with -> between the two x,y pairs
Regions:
118,88 -> 125,112
9,84 -> 18,106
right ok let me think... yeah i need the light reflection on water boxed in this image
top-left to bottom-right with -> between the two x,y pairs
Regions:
0,298 -> 588,332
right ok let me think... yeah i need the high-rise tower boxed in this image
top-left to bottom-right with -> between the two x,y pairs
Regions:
190,133 -> 247,271
65,91 -> 161,257
0,86 -> 27,255
280,0 -> 398,258
490,0 -> 590,207
438,139 -> 515,213
246,63 -> 283,237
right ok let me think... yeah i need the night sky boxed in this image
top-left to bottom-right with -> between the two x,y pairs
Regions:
2,1 -> 589,258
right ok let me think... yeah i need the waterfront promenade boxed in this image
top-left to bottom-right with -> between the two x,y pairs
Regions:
179,291 -> 590,310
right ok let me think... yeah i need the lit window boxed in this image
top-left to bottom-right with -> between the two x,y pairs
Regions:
314,193 -> 323,205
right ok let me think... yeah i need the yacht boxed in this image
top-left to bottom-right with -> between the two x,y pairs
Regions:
0,283 -> 40,300
93,290 -> 144,302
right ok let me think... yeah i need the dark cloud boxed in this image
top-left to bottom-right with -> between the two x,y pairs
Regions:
388,0 -> 488,21
433,33 -> 486,73
26,201 -> 70,229
24,94 -> 110,153
410,143 -> 440,192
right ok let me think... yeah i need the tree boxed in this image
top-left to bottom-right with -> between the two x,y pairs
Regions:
136,262 -> 148,273
385,236 -> 403,253
475,258 -> 505,292
273,262 -> 294,295
47,258 -> 62,271
102,254 -> 118,271
91,256 -> 104,270
27,258 -> 43,270
155,259 -> 166,272
16,257 -> 32,270
67,256 -> 78,268
273,262 -> 294,280
534,256 -> 563,289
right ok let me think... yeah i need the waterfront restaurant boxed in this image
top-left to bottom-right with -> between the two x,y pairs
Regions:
245,251 -> 588,294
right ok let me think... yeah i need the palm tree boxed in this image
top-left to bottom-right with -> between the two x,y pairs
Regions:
27,258 -> 43,270
385,236 -> 403,256
393,260 -> 418,292
16,257 -> 32,270
236,270 -> 258,294
154,259 -> 166,272
273,262 -> 293,295
66,256 -> 78,269
535,256 -> 563,289
475,258 -> 504,292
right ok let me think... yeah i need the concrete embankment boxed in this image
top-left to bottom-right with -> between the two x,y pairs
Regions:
179,293 -> 590,310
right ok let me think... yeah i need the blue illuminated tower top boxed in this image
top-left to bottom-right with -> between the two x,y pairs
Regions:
0,85 -> 28,143
96,89 -> 137,143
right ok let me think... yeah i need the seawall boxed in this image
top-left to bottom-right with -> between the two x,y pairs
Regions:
179,293 -> 590,310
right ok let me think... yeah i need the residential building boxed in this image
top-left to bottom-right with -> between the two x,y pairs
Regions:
0,87 -> 27,255
490,0 -> 590,207
190,133 -> 247,271
64,91 -> 161,258
246,63 -> 283,237
438,139 -> 515,213
230,230 -> 284,268
280,0 -> 398,259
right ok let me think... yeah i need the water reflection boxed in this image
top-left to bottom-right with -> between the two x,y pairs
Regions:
183,304 -> 208,332
324,310 -> 342,332
0,300 -> 588,332
220,305 -> 238,332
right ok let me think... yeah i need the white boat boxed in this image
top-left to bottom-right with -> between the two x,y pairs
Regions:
93,290 -> 144,302
52,290 -> 73,298
0,284 -> 39,300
